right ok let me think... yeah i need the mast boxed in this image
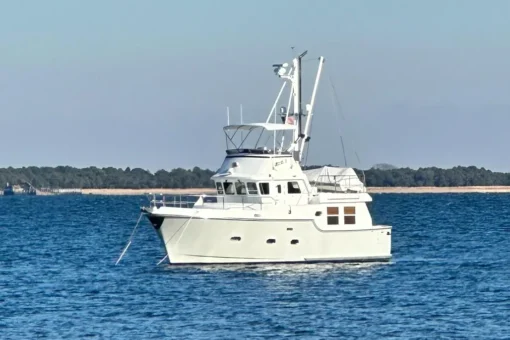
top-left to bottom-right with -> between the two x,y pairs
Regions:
297,50 -> 307,142
271,50 -> 324,163
299,56 -> 325,162
290,50 -> 307,162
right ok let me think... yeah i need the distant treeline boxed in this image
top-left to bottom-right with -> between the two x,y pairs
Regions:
304,165 -> 510,187
364,166 -> 510,187
2,165 -> 510,189
0,166 -> 215,189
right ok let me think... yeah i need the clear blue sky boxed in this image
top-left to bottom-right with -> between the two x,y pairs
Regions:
1,0 -> 509,171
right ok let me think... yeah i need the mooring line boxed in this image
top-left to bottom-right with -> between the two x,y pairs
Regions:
115,212 -> 144,265
156,254 -> 168,265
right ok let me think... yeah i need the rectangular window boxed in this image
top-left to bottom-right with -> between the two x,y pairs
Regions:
259,183 -> 270,195
235,181 -> 246,195
216,182 -> 224,195
344,206 -> 356,224
327,216 -> 339,225
287,181 -> 301,194
247,182 -> 258,195
344,216 -> 356,224
327,206 -> 339,225
276,184 -> 282,194
223,182 -> 235,195
344,206 -> 356,215
327,207 -> 339,215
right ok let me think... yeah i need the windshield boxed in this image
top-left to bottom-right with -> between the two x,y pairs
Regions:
224,126 -> 295,155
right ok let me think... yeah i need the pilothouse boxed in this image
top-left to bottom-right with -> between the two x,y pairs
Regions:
140,50 -> 392,264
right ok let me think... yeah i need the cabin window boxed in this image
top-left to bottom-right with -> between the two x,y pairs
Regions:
344,206 -> 356,224
327,206 -> 339,225
344,206 -> 356,215
216,182 -> 224,195
247,182 -> 258,195
276,184 -> 282,194
259,182 -> 270,195
327,216 -> 339,225
235,181 -> 247,195
223,181 -> 235,195
287,181 -> 301,194
327,207 -> 339,215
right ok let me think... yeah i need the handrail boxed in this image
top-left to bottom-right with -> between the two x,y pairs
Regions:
145,179 -> 363,212
146,192 -> 281,210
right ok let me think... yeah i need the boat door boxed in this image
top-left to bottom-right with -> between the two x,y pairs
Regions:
273,182 -> 285,205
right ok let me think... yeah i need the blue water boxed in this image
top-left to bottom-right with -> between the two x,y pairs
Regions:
0,194 -> 508,339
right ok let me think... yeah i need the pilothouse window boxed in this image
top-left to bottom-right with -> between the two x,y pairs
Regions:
288,182 -> 301,194
247,182 -> 258,195
235,181 -> 246,195
223,181 -> 235,195
216,182 -> 224,195
259,183 -> 270,195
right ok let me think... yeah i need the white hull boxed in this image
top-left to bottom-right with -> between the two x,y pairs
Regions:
131,51 -> 394,267
152,213 -> 391,264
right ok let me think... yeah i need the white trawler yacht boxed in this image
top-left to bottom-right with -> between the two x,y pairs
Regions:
141,51 -> 392,264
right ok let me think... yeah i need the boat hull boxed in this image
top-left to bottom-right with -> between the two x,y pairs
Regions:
149,214 -> 391,264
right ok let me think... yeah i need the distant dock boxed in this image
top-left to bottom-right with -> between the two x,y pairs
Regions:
45,188 -> 83,195
1,184 -> 83,196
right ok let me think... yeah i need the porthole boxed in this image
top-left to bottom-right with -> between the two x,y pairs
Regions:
266,239 -> 276,244
290,239 -> 299,245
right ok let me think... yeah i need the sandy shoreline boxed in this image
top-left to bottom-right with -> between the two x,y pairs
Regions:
79,186 -> 510,195
368,186 -> 510,193
82,188 -> 217,196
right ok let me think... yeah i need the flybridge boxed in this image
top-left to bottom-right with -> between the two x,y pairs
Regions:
223,51 -> 325,163
223,123 -> 297,155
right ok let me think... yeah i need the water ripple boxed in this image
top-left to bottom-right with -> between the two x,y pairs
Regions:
0,194 -> 509,339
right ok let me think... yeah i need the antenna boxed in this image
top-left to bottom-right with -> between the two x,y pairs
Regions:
240,104 -> 244,143
340,136 -> 348,167
225,106 -> 230,150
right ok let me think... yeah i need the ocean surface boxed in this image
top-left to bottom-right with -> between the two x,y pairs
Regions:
0,194 -> 508,339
